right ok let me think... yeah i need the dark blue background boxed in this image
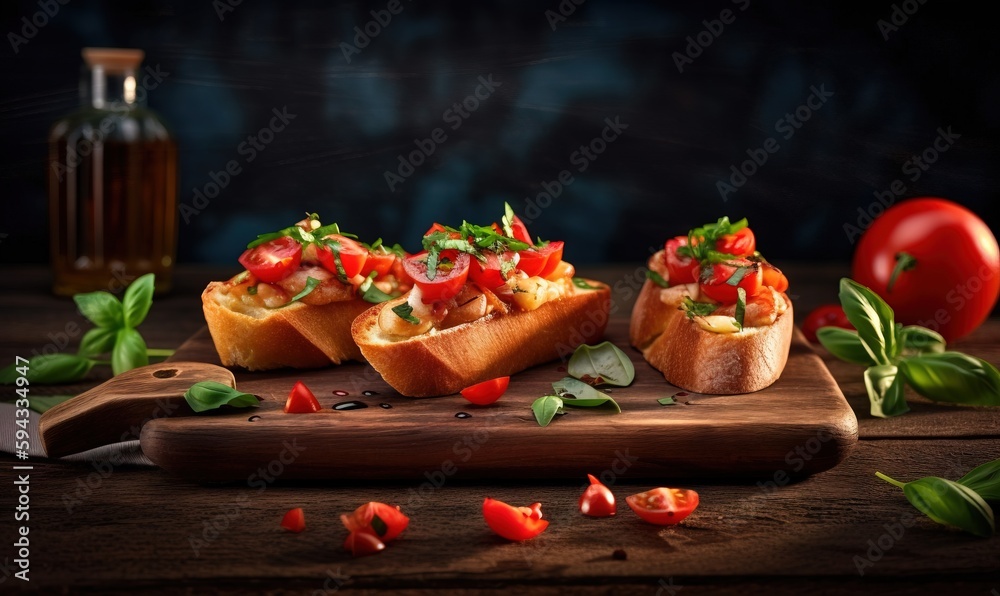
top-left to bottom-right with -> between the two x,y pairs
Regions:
2,0 -> 997,265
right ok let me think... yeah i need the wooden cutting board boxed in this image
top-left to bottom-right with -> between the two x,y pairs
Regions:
120,318 -> 858,484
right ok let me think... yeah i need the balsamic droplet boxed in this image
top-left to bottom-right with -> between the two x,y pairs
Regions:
333,390 -> 349,396
612,549 -> 627,561
379,402 -> 393,409
362,390 -> 379,396
248,415 -> 261,422
675,392 -> 689,397
333,400 -> 368,411
455,412 -> 472,419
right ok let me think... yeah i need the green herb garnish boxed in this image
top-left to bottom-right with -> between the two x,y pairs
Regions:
734,287 -> 746,331
268,277 -> 321,309
567,342 -> 635,387
359,272 -> 394,304
876,461 -> 997,537
183,381 -> 260,413
392,303 -> 420,325
818,278 -> 1000,418
680,296 -> 717,319
645,269 -> 669,288
573,277 -> 603,290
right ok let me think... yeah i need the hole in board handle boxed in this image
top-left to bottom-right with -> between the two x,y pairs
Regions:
152,369 -> 178,379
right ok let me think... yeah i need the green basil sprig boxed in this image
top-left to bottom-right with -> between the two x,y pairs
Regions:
183,381 -> 260,413
644,270 -> 669,288
0,274 -> 174,385
818,278 -> 1000,417
876,464 -> 997,538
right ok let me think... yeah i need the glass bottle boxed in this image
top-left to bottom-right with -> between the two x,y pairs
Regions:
49,47 -> 177,295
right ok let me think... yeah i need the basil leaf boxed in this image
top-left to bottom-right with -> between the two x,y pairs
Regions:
898,325 -> 946,356
359,273 -> 394,304
392,303 -> 420,325
122,273 -> 155,328
112,327 -> 149,376
269,277 -> 322,309
726,266 -> 749,287
183,381 -> 260,413
816,327 -> 878,366
561,394 -> 621,413
838,278 -> 895,365
903,477 -> 995,538
0,354 -> 94,385
77,327 -> 118,358
73,290 -> 124,329
657,397 -> 678,406
552,377 -> 609,401
734,287 -> 746,330
425,249 -> 440,281
568,342 -> 635,387
864,364 -> 909,418
681,297 -> 716,319
574,277 -> 604,290
531,395 -> 564,427
898,352 -> 1000,407
644,270 -> 669,288
958,458 -> 1000,502
501,202 -> 516,239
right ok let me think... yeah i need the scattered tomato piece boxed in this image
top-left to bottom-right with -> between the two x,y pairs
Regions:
340,502 -> 409,556
285,380 -> 322,413
626,487 -> 699,525
801,304 -> 853,343
579,474 -> 616,517
460,376 -> 510,405
482,497 -> 549,541
280,507 -> 306,533
344,529 -> 385,557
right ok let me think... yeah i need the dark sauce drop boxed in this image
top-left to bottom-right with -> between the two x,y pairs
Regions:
379,403 -> 393,409
248,415 -> 261,422
455,412 -> 472,419
363,390 -> 379,396
675,392 -> 689,397
333,400 -> 368,411
556,366 -> 567,372
333,390 -> 349,396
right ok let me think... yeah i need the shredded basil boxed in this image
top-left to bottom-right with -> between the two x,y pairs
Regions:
681,297 -> 716,319
726,266 -> 749,287
359,273 -> 394,304
392,303 -> 420,325
572,277 -> 602,290
645,269 -> 669,288
269,277 -> 321,309
734,287 -> 746,330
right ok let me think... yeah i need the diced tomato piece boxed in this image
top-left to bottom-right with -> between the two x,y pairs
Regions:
316,234 -> 368,279
344,529 -> 385,557
699,259 -> 763,304
280,507 -> 306,532
403,252 -> 470,303
625,487 -> 699,525
761,263 -> 789,293
579,474 -> 616,517
482,497 -> 549,541
510,215 -> 533,244
664,236 -> 699,284
238,236 -> 302,283
341,502 -> 410,543
285,381 -> 321,413
716,227 -> 756,257
469,251 -> 516,291
460,376 -> 510,405
518,241 -> 564,278
360,249 -> 397,278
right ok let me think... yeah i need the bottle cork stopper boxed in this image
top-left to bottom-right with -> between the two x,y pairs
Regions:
82,48 -> 145,73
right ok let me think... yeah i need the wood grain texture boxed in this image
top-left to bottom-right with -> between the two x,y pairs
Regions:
140,317 -> 856,483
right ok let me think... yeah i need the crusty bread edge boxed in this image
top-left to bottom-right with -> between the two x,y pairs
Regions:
629,279 -> 793,394
201,282 -> 370,371
352,282 -> 611,397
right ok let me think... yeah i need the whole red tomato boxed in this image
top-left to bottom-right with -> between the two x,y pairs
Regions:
852,197 -> 999,342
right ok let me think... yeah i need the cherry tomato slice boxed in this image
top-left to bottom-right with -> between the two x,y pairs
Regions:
469,251 -> 516,290
579,474 -> 616,517
625,487 -> 699,525
801,304 -> 853,343
699,259 -> 763,304
482,497 -> 549,541
460,376 -> 510,405
238,236 -> 302,283
537,241 -> 565,278
316,234 -> 368,279
518,241 -> 564,278
716,227 -> 756,257
664,236 -> 699,284
510,215 -> 533,244
425,222 -> 447,237
344,530 -> 385,557
761,263 -> 789,293
280,507 -> 306,533
360,249 -> 397,278
340,502 -> 410,543
285,380 -> 321,414
403,251 -> 471,303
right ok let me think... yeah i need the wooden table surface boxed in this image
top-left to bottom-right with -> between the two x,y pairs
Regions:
1,264 -> 999,595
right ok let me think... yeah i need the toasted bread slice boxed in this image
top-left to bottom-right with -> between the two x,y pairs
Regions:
630,279 -> 793,394
352,281 -> 611,397
202,281 -> 371,370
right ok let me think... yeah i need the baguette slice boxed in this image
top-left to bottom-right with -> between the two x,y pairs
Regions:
202,281 -> 372,370
352,281 -> 611,397
630,279 -> 793,394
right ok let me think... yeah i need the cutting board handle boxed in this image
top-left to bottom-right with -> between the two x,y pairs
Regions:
39,362 -> 234,458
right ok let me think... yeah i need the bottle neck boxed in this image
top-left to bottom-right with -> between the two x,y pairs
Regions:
87,66 -> 144,110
